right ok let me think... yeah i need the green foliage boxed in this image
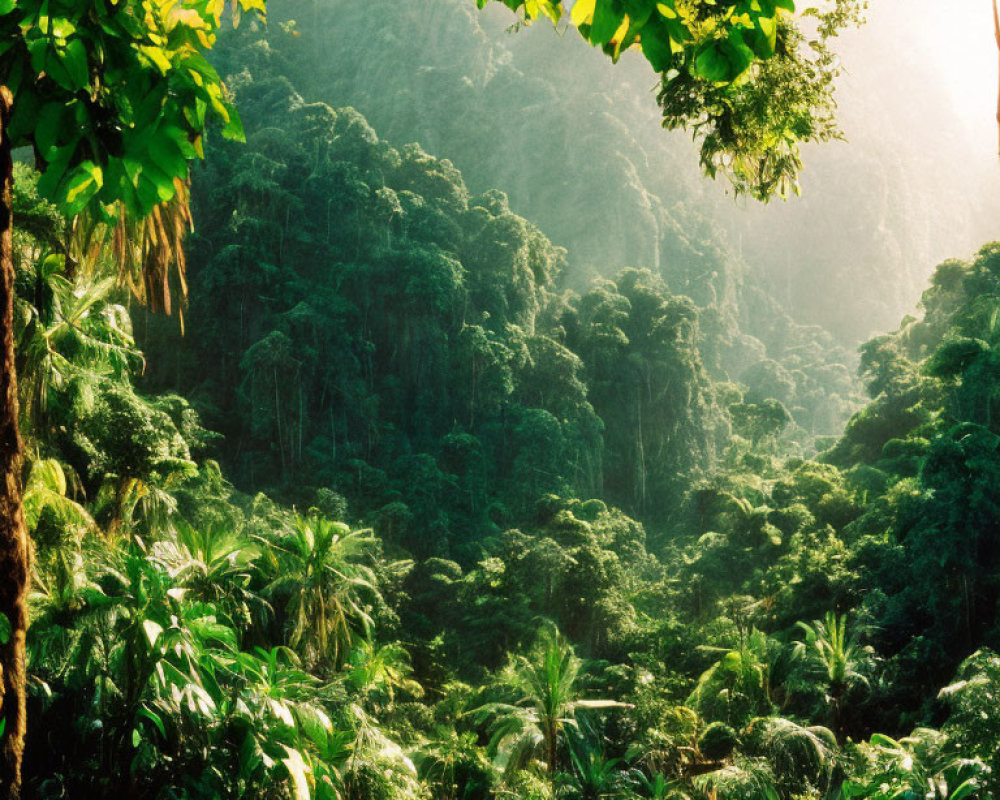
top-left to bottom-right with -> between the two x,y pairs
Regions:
473,622 -> 625,780
939,650 -> 1000,794
792,612 -> 873,734
697,721 -> 739,761
136,44 -> 732,557
10,3 -> 1000,796
687,628 -> 777,727
837,729 -> 987,800
0,0 -> 263,218
261,515 -> 380,672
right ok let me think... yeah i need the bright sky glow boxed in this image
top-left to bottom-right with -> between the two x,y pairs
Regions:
843,0 -> 997,144
913,1 -> 996,129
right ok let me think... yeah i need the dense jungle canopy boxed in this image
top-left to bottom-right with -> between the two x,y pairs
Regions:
0,0 -> 999,798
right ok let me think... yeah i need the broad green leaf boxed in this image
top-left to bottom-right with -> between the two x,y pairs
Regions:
37,144 -> 75,200
571,0 -> 596,25
137,158 -> 177,205
950,780 -> 980,800
160,123 -> 200,159
50,17 -> 77,38
140,45 -> 173,74
623,0 -> 653,26
35,102 -> 67,158
695,31 -> 753,83
62,161 -> 104,216
142,618 -> 164,647
137,707 -> 167,740
60,38 -> 89,89
589,0 -> 623,46
294,704 -> 334,747
148,136 -> 188,181
222,109 -> 246,142
723,29 -> 755,77
281,746 -> 312,800
746,16 -> 777,58
267,698 -> 295,727
662,16 -> 691,44
639,19 -> 672,71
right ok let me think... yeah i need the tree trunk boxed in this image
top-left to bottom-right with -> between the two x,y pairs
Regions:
545,719 -> 558,780
273,367 -> 286,479
0,85 -> 28,800
995,0 -> 1000,156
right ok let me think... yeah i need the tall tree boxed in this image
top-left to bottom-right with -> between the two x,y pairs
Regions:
476,623 -> 625,785
0,1 -> 264,793
262,515 -> 379,672
794,612 -> 872,738
0,85 -> 26,798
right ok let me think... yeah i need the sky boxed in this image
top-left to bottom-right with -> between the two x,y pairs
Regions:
841,0 -> 997,154
906,1 -> 996,135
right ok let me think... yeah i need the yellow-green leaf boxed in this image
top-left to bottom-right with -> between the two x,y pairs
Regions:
571,0 -> 596,25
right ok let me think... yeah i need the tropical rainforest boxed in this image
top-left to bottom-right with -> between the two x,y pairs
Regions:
1,0 -> 1000,798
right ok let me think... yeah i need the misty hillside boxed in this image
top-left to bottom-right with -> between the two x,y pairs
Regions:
236,0 -> 866,444
267,0 -> 1000,344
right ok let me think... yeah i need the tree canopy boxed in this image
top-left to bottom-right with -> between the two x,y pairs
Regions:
0,0 -> 258,216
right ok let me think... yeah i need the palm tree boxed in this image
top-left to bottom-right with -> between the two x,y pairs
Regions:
475,622 -> 626,784
563,732 -> 633,800
633,772 -> 691,800
687,628 -> 778,727
744,716 -> 837,797
340,698 -> 421,800
24,457 -> 96,663
346,639 -> 423,708
262,514 -> 379,671
151,518 -> 267,628
17,266 -> 138,433
691,757 -> 779,800
415,729 -> 494,800
793,611 -> 873,737
54,544 -> 238,789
